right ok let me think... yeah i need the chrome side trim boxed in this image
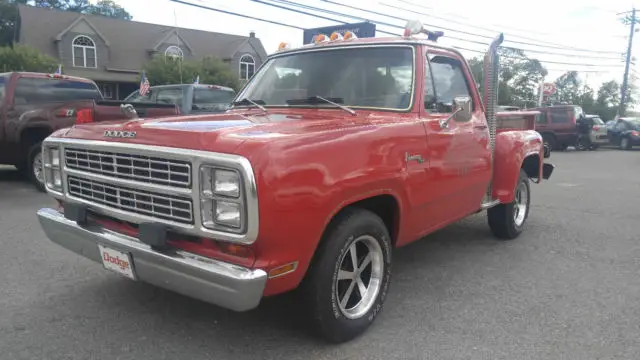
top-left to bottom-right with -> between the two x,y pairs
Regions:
480,199 -> 500,209
42,137 -> 260,245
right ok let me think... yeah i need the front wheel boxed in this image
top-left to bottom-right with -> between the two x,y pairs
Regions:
487,169 -> 530,240
302,208 -> 392,343
27,142 -> 46,192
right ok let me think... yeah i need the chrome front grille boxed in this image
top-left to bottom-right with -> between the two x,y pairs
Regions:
67,176 -> 193,224
64,148 -> 191,188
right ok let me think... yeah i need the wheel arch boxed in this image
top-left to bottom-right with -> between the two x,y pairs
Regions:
322,192 -> 402,248
19,124 -> 53,162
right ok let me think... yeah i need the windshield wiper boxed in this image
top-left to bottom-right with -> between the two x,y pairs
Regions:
286,96 -> 357,116
232,98 -> 267,113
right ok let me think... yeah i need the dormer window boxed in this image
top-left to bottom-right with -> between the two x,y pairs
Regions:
165,45 -> 184,60
239,54 -> 255,80
72,35 -> 97,68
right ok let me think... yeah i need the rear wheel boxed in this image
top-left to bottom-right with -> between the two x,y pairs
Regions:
302,208 -> 392,343
27,142 -> 46,192
488,169 -> 530,240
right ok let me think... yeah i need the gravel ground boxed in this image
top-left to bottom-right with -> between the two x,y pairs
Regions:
1,148 -> 639,360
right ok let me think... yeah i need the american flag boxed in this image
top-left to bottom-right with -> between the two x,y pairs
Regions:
140,71 -> 150,96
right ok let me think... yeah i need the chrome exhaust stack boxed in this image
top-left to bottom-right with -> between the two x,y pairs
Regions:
482,33 -> 504,201
483,33 -> 504,153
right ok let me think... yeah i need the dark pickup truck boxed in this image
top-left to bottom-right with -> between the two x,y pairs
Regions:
0,72 -> 177,191
123,84 -> 236,114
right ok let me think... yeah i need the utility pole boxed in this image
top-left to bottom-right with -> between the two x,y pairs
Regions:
619,8 -> 638,117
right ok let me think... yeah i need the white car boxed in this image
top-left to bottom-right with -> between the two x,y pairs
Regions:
587,115 -> 608,148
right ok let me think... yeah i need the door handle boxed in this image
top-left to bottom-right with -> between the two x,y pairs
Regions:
474,124 -> 488,130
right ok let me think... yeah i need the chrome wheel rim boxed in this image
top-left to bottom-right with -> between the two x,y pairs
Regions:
513,181 -> 528,227
33,151 -> 44,184
622,138 -> 628,148
335,235 -> 384,320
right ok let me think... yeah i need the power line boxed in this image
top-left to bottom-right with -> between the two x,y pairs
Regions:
169,0 -> 304,29
453,45 -> 623,67
246,0 -> 400,36
376,0 -> 624,54
259,0 -> 624,66
381,0 -> 626,52
264,0 -> 625,62
396,0 -> 626,39
173,0 -> 624,69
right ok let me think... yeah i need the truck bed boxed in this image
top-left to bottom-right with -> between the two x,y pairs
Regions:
94,100 -> 178,121
496,110 -> 539,131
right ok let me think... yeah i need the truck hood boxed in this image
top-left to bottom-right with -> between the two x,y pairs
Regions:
54,110 -> 379,154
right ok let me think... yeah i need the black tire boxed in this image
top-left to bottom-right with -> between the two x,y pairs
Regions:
488,169 -> 530,240
302,207 -> 392,343
27,142 -> 46,192
541,133 -> 556,151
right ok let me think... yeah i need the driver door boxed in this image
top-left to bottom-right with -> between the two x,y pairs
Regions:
422,51 -> 491,227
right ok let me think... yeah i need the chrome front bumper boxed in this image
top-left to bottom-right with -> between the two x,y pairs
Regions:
37,208 -> 267,312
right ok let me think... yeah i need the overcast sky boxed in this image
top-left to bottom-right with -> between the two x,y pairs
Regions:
109,0 -> 640,91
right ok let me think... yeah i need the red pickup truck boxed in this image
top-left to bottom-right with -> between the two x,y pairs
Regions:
36,22 -> 554,343
0,72 -> 177,191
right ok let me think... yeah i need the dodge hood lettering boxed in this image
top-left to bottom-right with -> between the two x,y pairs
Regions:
104,130 -> 137,138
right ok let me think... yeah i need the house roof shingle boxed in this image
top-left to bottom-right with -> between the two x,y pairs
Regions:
17,4 -> 267,73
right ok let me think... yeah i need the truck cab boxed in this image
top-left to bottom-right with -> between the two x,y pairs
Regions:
36,21 -> 554,343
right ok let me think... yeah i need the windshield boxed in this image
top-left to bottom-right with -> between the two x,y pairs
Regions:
591,117 -> 604,125
193,87 -> 235,111
0,74 -> 7,104
236,46 -> 415,111
630,120 -> 640,130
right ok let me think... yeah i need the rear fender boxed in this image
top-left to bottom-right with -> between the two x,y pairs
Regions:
491,131 -> 544,203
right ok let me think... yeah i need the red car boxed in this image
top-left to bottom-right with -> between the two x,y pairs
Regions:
36,21 -> 554,343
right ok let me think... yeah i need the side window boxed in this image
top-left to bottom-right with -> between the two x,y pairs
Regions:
550,109 -> 570,123
14,77 -> 102,104
535,113 -> 547,124
427,54 -> 473,115
155,88 -> 183,105
423,58 -> 437,113
615,121 -> 628,131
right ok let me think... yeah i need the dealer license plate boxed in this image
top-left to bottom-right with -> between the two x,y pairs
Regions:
98,245 -> 136,280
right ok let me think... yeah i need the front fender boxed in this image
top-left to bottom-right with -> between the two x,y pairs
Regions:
491,130 -> 545,203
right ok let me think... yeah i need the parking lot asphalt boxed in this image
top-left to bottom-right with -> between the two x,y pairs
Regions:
1,148 -> 640,360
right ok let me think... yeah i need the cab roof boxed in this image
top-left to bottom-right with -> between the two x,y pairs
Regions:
270,36 -> 464,58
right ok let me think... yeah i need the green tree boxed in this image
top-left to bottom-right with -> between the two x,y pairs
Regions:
467,49 -> 547,107
554,71 -> 581,104
33,0 -> 131,19
0,0 -> 28,46
84,0 -> 131,20
143,55 -> 240,91
0,43 -> 58,72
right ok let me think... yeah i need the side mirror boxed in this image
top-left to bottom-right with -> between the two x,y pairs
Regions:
439,95 -> 472,129
453,96 -> 472,122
